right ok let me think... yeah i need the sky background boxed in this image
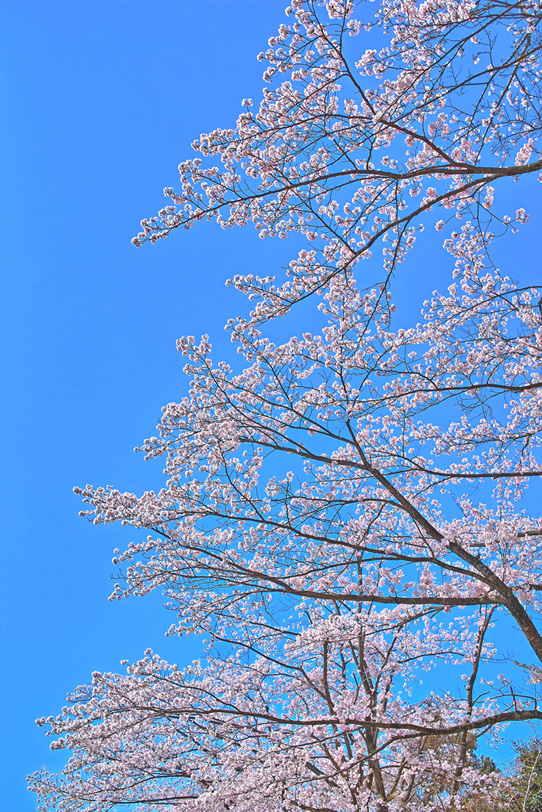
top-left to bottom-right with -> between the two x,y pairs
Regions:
1,2 -> 288,809
1,2 -> 541,811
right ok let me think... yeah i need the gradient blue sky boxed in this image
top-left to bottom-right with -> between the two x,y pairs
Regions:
1,2 -> 288,809
2,2 -> 541,811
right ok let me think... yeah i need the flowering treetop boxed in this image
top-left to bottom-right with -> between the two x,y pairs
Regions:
134,0 -> 541,321
32,234 -> 542,810
30,2 -> 542,811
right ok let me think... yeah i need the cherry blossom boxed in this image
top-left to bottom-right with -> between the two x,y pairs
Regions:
30,2 -> 542,811
31,242 -> 542,810
132,0 -> 542,323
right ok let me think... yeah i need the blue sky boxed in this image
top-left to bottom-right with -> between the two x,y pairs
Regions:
2,2 -> 541,810
1,2 -> 287,809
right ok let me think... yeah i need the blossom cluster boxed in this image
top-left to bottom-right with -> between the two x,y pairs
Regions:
30,2 -> 542,811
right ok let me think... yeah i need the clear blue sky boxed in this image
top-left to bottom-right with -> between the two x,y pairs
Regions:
1,2 -> 287,809
1,3 -> 541,811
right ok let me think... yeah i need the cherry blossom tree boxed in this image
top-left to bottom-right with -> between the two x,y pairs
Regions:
133,0 -> 542,322
30,1 -> 542,811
